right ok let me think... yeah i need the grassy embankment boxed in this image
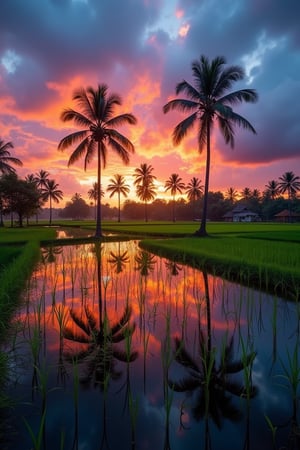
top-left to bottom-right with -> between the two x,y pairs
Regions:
98,221 -> 300,300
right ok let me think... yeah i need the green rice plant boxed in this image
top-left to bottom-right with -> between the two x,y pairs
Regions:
23,409 -> 47,450
0,241 -> 40,341
277,344 -> 300,404
264,414 -> 278,449
53,304 -> 68,340
239,335 -> 257,400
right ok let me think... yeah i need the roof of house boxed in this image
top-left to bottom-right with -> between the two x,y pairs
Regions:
274,209 -> 300,217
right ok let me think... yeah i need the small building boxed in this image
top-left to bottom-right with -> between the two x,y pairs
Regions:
274,209 -> 300,223
223,205 -> 260,222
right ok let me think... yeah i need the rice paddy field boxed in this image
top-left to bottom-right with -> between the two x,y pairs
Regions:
0,221 -> 299,449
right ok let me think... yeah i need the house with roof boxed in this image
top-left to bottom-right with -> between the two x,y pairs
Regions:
223,204 -> 260,222
274,209 -> 300,223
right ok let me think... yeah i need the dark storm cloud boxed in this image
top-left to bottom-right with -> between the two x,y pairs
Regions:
0,0 -> 299,169
160,0 -> 300,165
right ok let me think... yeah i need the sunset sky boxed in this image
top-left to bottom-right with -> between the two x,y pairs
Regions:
0,0 -> 299,207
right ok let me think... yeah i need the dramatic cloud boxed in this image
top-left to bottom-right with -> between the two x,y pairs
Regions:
0,0 -> 299,204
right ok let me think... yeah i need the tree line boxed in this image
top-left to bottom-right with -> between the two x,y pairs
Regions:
1,55 -> 300,230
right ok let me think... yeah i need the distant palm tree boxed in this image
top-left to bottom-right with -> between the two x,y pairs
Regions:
165,173 -> 185,222
278,171 -> 300,222
0,139 -> 22,174
88,182 -> 104,220
41,179 -> 63,224
135,181 -> 156,222
107,174 -> 130,222
163,55 -> 258,236
264,180 -> 279,200
35,169 -> 50,189
241,187 -> 252,201
134,164 -> 157,222
186,177 -> 203,202
58,84 -> 137,238
225,187 -> 238,203
278,171 -> 300,200
133,163 -> 156,186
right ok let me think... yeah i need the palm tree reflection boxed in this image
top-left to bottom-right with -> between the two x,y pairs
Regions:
63,242 -> 138,449
108,243 -> 129,274
63,304 -> 137,388
168,270 -> 257,449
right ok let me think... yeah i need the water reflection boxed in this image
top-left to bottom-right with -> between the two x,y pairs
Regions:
3,240 -> 300,449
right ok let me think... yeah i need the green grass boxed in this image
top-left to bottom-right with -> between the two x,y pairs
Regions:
139,234 -> 300,300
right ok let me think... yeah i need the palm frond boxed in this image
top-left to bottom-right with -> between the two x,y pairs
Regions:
69,308 -> 91,336
219,89 -> 258,105
106,113 -> 137,128
58,130 -> 90,151
172,112 -> 197,146
67,137 -> 92,167
174,337 -> 200,372
217,115 -> 235,148
163,98 -> 198,115
168,376 -> 199,392
60,108 -> 93,128
63,327 -> 91,343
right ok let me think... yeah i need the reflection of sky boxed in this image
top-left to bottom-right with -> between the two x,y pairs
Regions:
5,240 -> 300,449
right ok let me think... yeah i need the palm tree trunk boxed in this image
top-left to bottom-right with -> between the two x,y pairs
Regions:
95,142 -> 102,238
196,121 -> 210,237
49,197 -> 52,225
118,192 -> 121,222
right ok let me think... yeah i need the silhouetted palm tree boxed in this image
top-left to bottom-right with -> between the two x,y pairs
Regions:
133,163 -> 156,187
225,187 -> 238,203
163,55 -> 258,236
41,179 -> 63,224
264,180 -> 280,200
88,182 -> 104,220
164,173 -> 185,222
0,139 -> 22,174
107,174 -> 130,222
186,177 -> 203,218
35,169 -> 50,189
278,171 -> 300,200
278,171 -> 300,222
133,163 -> 157,222
58,84 -> 137,238
241,187 -> 252,202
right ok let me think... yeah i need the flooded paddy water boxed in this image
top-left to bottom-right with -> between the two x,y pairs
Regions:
3,239 -> 300,449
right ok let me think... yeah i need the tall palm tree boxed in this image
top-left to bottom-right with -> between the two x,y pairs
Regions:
163,55 -> 258,236
107,174 -> 130,222
41,179 -> 63,224
58,84 -> 137,238
164,173 -> 185,222
0,139 -> 22,174
264,180 -> 279,200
